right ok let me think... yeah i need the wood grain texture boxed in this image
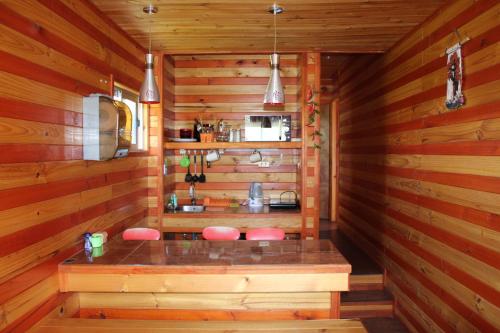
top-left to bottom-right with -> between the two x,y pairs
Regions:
60,273 -> 349,293
337,1 -> 500,331
79,292 -> 331,310
0,0 -> 158,332
90,0 -> 444,54
30,318 -> 368,333
77,308 -> 330,321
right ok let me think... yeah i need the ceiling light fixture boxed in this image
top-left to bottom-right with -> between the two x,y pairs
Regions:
139,4 -> 160,104
263,3 -> 285,106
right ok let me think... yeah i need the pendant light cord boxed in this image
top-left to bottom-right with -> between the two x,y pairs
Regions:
148,10 -> 152,53
273,4 -> 277,54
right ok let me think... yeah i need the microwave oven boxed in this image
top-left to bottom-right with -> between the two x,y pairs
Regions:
244,115 -> 291,142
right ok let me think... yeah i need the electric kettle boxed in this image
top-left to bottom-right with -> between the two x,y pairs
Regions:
248,182 -> 264,207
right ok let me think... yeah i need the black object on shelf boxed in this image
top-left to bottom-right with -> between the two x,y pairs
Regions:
269,191 -> 299,209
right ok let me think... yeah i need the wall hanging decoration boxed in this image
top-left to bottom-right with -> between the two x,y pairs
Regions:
443,29 -> 469,110
445,43 -> 464,109
305,85 -> 322,149
263,3 -> 285,106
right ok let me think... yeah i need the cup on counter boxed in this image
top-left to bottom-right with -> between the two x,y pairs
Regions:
92,246 -> 103,258
229,129 -> 241,142
90,233 -> 103,248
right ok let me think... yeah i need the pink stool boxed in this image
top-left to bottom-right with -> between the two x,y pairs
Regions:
246,227 -> 285,241
202,226 -> 240,240
122,228 -> 160,241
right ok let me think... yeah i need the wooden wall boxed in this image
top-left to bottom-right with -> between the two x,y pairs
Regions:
337,0 -> 500,332
0,0 -> 160,331
301,53 -> 322,239
163,55 -> 176,202
164,54 -> 302,203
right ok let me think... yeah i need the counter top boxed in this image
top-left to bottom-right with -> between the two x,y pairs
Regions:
58,239 -> 351,311
164,205 -> 301,217
60,239 -> 350,274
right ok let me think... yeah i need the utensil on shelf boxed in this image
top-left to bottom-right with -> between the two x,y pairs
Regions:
199,150 -> 206,183
192,150 -> 199,183
180,151 -> 190,168
184,150 -> 192,183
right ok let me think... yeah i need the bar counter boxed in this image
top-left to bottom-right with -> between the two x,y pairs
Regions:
59,239 -> 351,319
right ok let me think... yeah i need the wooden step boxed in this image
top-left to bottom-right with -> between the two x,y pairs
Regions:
361,317 -> 409,333
341,290 -> 394,319
30,318 -> 369,333
349,273 -> 384,290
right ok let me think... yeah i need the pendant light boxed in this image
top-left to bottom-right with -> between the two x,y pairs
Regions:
263,3 -> 285,106
139,5 -> 160,104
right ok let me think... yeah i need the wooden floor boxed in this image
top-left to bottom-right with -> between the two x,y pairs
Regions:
320,220 -> 409,333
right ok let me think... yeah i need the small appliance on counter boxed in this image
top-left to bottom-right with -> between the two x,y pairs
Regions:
270,191 -> 299,209
248,182 -> 264,207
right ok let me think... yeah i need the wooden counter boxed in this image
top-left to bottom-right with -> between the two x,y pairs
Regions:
59,240 -> 351,320
163,206 -> 303,233
165,205 -> 301,216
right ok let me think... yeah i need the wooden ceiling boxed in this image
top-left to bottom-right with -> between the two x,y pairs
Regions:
91,0 -> 445,54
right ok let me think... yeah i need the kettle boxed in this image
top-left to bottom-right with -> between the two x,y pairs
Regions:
248,182 -> 264,207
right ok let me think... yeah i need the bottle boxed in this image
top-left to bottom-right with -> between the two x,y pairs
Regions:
171,193 -> 178,210
83,232 -> 92,251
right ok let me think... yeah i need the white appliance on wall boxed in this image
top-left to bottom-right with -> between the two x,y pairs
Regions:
83,94 -> 132,161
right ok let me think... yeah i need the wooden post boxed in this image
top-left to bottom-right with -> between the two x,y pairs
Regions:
330,291 -> 340,319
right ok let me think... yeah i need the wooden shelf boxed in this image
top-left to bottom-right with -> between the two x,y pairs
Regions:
164,141 -> 302,150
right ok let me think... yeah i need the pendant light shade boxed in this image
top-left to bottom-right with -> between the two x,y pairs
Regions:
263,53 -> 284,106
139,53 -> 160,104
264,4 -> 284,106
139,5 -> 160,104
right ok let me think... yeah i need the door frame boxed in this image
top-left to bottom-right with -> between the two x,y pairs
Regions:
329,99 -> 339,223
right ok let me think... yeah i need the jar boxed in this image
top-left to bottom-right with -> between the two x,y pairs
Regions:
180,128 -> 192,139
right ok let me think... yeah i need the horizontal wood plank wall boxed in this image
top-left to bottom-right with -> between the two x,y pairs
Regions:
145,53 -> 163,229
337,0 -> 500,332
163,55 -> 176,202
164,55 -> 301,204
0,0 -> 158,331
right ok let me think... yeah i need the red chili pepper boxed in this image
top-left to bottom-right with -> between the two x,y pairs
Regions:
306,87 -> 313,101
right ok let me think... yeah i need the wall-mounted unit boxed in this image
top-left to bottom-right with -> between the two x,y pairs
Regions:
83,94 -> 132,161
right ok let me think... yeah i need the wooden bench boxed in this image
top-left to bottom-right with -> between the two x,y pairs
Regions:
30,318 -> 368,332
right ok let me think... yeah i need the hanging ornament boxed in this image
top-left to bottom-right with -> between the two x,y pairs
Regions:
445,43 -> 465,109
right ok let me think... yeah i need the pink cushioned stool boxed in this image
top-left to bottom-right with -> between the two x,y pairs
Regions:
122,228 -> 160,241
246,227 -> 285,241
202,226 -> 240,240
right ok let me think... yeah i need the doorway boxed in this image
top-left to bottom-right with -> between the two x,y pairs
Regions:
319,99 -> 338,237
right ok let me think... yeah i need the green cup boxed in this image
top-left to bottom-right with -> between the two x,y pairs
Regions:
90,234 -> 103,248
92,246 -> 103,257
